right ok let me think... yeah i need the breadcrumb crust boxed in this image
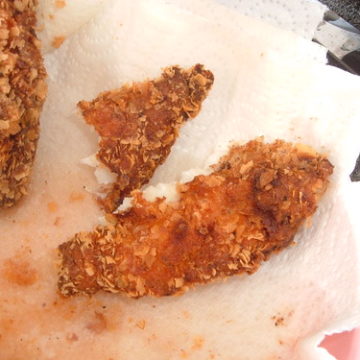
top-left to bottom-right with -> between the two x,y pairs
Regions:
0,0 -> 47,208
78,64 -> 214,212
58,139 -> 333,298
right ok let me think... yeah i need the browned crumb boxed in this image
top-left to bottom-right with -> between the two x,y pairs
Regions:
0,0 -> 47,208
271,310 -> 293,327
136,319 -> 146,330
78,64 -> 214,213
58,139 -> 333,298
51,35 -> 65,48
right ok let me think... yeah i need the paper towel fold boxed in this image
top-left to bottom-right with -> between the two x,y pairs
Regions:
0,0 -> 359,359
37,0 -> 107,53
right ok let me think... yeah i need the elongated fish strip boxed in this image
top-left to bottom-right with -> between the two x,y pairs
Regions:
58,139 -> 333,298
78,64 -> 214,212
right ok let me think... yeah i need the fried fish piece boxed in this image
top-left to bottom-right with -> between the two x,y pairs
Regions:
78,64 -> 214,213
58,139 -> 333,298
0,0 -> 47,208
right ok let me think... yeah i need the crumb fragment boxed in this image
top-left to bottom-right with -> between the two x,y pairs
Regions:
136,320 -> 146,330
0,0 -> 47,208
51,35 -> 65,49
58,139 -> 333,298
272,316 -> 284,327
271,310 -> 294,327
78,64 -> 214,212
69,191 -> 85,202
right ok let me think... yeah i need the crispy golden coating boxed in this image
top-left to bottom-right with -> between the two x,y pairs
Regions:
78,64 -> 214,213
0,0 -> 47,208
58,139 -> 333,298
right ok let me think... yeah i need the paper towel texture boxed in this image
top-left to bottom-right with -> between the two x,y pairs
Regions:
37,0 -> 106,53
210,0 -> 326,39
0,0 -> 359,359
36,0 -> 326,52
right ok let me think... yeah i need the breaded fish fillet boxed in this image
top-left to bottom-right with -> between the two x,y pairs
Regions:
0,0 -> 47,208
58,139 -> 333,298
78,64 -> 214,212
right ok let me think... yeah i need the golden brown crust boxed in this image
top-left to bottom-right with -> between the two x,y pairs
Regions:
58,139 -> 333,298
78,64 -> 214,213
0,0 -> 47,208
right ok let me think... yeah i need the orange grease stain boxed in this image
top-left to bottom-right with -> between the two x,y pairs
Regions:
0,317 -> 14,332
192,336 -> 205,350
55,0 -> 66,8
182,310 -> 191,319
2,258 -> 38,286
47,201 -> 58,213
51,299 -> 79,321
86,311 -> 107,334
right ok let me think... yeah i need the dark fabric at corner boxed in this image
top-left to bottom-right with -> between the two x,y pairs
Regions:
319,0 -> 360,29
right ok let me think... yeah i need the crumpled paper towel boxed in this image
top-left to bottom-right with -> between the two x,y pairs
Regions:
37,0 -> 326,53
36,0 -> 106,53
0,0 -> 359,359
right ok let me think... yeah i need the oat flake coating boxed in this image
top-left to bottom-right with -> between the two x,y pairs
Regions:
78,64 -> 214,213
0,0 -> 47,208
58,139 -> 333,298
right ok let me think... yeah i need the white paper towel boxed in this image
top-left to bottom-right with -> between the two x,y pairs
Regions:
36,0 -> 326,53
214,0 -> 326,39
37,0 -> 107,53
0,0 -> 359,359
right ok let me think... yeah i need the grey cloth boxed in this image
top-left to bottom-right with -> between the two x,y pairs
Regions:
320,0 -> 360,29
